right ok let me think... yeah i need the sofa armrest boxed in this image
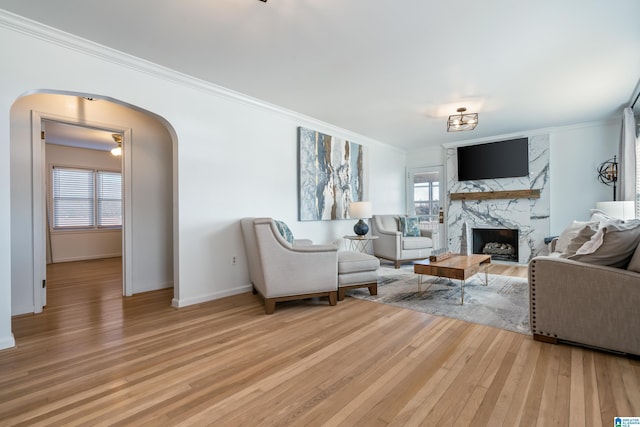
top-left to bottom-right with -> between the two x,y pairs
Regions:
529,256 -> 640,355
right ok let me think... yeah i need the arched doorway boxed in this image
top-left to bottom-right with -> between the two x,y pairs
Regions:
10,91 -> 178,315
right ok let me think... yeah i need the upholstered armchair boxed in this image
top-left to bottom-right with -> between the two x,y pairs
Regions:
371,214 -> 435,268
240,217 -> 339,314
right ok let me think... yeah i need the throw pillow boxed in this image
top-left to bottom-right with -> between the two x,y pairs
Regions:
399,216 -> 421,237
274,220 -> 294,244
627,244 -> 640,273
570,219 -> 640,268
559,223 -> 598,258
555,220 -> 599,253
589,208 -> 616,224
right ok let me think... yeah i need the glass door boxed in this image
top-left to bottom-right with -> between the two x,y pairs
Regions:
407,166 -> 444,247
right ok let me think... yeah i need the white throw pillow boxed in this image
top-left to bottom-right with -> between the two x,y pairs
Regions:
559,223 -> 598,258
555,220 -> 599,254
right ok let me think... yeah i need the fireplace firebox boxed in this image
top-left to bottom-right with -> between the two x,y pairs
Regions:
472,228 -> 519,262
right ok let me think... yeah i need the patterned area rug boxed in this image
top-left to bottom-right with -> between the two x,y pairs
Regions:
348,265 -> 530,334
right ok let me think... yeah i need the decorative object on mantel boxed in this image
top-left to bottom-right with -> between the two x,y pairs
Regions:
597,155 -> 618,201
447,107 -> 478,132
349,201 -> 372,235
297,126 -> 364,221
450,189 -> 541,201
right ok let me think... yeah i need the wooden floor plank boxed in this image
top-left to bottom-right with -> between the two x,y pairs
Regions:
0,258 -> 637,425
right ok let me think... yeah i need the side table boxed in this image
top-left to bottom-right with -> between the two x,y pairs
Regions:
343,235 -> 378,253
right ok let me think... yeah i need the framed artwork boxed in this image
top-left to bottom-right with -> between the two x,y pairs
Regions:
298,126 -> 364,221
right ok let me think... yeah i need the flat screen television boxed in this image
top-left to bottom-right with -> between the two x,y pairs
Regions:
457,138 -> 529,181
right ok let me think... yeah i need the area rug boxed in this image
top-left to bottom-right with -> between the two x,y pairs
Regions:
348,266 -> 530,334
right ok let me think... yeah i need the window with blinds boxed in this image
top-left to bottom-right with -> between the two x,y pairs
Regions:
52,167 -> 122,229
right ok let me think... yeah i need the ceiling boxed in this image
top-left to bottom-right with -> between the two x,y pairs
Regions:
44,121 -> 120,152
1,0 -> 639,151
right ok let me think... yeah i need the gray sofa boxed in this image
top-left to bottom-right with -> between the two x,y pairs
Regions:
529,219 -> 640,355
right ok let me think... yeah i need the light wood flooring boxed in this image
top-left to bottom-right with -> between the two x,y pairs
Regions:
1,258 -> 638,426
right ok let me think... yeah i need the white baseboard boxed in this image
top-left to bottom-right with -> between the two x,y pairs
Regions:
0,334 -> 16,351
172,284 -> 252,308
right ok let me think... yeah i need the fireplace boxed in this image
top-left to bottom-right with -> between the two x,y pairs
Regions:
472,228 -> 519,262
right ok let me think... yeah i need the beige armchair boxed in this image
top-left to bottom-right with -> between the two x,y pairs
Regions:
371,214 -> 434,268
240,217 -> 339,314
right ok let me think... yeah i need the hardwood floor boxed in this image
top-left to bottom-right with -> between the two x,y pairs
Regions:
1,258 -> 638,426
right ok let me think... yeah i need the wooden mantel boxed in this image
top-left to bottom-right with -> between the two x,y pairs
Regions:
450,189 -> 540,201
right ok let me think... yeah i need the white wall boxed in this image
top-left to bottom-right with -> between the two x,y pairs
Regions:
549,120 -> 620,234
46,144 -> 123,263
406,146 -> 445,169
0,14 -> 406,348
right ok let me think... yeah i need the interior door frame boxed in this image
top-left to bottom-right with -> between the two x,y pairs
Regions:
31,111 -> 133,312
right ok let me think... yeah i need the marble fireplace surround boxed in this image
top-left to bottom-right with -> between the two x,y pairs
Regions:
446,134 -> 550,264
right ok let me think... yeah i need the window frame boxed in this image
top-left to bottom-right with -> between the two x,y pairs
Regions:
50,165 -> 123,232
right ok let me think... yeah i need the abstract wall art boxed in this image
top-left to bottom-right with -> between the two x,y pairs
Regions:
298,127 -> 364,221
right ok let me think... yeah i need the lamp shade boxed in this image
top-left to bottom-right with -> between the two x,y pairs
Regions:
349,201 -> 372,219
595,201 -> 636,220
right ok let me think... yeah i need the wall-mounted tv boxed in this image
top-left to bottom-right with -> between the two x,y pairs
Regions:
457,137 -> 529,181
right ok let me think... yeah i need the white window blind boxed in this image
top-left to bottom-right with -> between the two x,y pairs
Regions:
97,171 -> 122,227
52,167 -> 122,229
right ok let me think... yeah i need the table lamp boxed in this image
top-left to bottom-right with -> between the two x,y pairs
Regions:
349,201 -> 372,236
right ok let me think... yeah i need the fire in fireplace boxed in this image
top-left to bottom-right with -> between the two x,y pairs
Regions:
472,228 -> 519,262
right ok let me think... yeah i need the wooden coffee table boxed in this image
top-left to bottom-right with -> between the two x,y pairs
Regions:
413,254 -> 491,304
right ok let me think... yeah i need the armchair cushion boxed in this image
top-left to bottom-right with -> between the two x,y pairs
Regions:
338,250 -> 380,274
403,236 -> 433,250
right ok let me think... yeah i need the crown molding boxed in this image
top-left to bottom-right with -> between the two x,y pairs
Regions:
0,9 -> 393,150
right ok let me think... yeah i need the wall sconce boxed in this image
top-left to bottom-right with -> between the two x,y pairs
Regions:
447,107 -> 478,132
